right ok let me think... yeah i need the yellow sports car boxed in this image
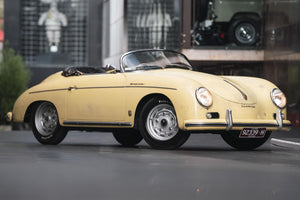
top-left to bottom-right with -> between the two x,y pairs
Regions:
8,49 -> 292,150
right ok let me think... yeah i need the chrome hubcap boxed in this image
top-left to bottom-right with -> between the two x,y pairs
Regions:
35,102 -> 58,136
146,104 -> 179,141
235,23 -> 255,44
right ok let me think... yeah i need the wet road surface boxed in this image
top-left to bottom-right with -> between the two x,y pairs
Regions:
0,130 -> 300,200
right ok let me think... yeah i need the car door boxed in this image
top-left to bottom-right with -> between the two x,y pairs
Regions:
64,73 -> 127,125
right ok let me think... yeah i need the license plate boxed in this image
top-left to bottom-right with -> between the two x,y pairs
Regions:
239,128 -> 267,138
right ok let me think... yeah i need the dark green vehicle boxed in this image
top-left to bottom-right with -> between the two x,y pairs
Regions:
192,0 -> 263,46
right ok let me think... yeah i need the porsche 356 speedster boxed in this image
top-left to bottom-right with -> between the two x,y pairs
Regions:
8,49 -> 292,150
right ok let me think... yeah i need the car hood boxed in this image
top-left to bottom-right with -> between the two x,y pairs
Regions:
142,69 -> 257,104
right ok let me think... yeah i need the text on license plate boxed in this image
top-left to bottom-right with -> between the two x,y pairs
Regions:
239,128 -> 267,138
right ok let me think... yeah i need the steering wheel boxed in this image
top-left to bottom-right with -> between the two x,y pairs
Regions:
105,64 -> 117,74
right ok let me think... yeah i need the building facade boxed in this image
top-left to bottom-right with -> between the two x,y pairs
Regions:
4,0 -> 300,126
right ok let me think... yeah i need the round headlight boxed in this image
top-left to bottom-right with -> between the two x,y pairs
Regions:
271,88 -> 287,109
195,87 -> 213,108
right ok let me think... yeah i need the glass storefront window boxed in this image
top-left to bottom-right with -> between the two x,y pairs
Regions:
190,0 -> 263,48
127,0 -> 182,50
20,0 -> 88,66
264,0 -> 300,127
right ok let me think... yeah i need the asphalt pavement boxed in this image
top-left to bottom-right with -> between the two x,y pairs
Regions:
270,128 -> 300,150
0,128 -> 299,200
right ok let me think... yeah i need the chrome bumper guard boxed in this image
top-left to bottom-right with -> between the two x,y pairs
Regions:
225,109 -> 233,131
276,109 -> 283,130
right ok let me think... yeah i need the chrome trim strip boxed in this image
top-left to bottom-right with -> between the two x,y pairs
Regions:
30,86 -> 177,94
29,88 -> 68,94
77,86 -> 177,91
185,123 -> 227,127
233,123 -> 278,127
185,122 -> 292,128
63,121 -> 132,127
128,86 -> 177,90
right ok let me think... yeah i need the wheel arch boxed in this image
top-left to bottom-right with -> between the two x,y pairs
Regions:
24,100 -> 57,123
134,93 -> 173,129
230,12 -> 261,23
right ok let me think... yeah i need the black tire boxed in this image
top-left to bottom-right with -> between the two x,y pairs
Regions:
228,18 -> 260,46
112,129 -> 143,147
139,97 -> 190,150
31,102 -> 68,145
221,131 -> 271,150
12,122 -> 30,130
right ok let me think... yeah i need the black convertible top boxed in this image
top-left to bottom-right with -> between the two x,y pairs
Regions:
62,66 -> 106,77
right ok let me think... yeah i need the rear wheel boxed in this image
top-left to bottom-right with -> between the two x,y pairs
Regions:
31,102 -> 67,145
221,131 -> 271,150
112,129 -> 143,147
139,97 -> 190,150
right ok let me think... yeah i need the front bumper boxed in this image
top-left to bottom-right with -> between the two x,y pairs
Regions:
184,109 -> 292,131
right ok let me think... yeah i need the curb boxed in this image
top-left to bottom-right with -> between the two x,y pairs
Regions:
0,125 -> 12,131
271,138 -> 300,150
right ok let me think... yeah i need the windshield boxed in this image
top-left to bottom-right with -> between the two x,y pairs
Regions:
120,50 -> 192,72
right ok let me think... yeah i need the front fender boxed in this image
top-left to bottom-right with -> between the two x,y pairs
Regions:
12,90 -> 32,122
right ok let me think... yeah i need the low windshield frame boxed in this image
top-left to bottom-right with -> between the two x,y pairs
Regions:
120,49 -> 192,72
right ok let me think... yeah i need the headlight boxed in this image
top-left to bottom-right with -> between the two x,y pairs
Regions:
195,87 -> 213,108
271,88 -> 287,109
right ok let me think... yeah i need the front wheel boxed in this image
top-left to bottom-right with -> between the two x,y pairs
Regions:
221,131 -> 271,150
139,97 -> 190,150
31,102 -> 68,145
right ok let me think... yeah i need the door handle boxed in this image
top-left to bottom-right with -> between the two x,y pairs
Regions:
68,86 -> 77,91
